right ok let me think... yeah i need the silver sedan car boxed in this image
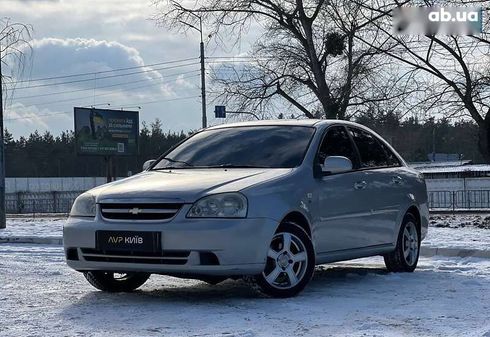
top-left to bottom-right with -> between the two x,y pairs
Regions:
64,120 -> 428,297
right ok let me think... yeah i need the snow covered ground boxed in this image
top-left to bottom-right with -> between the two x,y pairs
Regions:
2,214 -> 490,254
0,244 -> 489,337
2,212 -> 490,236
1,216 -> 65,238
424,227 -> 490,251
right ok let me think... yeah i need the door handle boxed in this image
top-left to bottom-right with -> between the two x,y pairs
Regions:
391,175 -> 403,185
354,181 -> 367,190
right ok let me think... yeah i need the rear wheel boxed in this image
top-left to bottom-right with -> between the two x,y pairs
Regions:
252,222 -> 315,298
83,271 -> 150,292
384,213 -> 420,272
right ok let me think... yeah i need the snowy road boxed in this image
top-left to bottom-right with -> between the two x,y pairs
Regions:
1,244 -> 489,337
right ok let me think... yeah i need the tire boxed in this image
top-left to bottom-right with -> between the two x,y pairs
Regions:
384,213 -> 421,272
83,271 -> 151,292
251,222 -> 315,298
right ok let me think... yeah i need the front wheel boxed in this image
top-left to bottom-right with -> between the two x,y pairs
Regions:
83,271 -> 150,292
252,222 -> 315,298
384,213 -> 420,272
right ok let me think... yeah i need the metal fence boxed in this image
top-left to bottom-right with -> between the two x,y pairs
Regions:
5,191 -> 83,214
428,190 -> 490,210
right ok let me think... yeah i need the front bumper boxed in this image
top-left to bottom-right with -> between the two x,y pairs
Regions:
63,205 -> 278,276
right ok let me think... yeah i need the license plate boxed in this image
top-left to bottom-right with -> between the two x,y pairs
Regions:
96,231 -> 161,252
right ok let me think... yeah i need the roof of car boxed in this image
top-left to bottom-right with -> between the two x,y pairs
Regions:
206,119 -> 361,130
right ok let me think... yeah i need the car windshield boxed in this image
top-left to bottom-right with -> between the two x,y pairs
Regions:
152,125 -> 315,169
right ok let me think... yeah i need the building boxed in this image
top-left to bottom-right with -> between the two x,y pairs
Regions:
411,162 -> 490,209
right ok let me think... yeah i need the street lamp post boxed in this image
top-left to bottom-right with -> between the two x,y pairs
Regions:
179,12 -> 207,129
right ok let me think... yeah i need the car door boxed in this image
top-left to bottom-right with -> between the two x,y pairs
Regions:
314,125 -> 374,253
347,127 -> 402,246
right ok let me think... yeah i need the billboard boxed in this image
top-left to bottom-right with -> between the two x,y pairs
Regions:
74,107 -> 139,156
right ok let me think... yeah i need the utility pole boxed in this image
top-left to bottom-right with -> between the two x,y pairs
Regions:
179,12 -> 207,128
199,21 -> 207,129
0,45 -> 6,228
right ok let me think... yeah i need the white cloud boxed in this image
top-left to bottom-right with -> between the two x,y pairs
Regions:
9,37 -> 184,110
27,37 -> 167,90
175,74 -> 195,89
4,102 -> 69,131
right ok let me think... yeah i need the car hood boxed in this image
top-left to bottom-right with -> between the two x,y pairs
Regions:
91,168 -> 293,203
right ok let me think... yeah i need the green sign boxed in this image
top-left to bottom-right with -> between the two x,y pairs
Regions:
74,107 -> 139,156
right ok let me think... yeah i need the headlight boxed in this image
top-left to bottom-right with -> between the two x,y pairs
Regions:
70,193 -> 96,217
187,193 -> 247,218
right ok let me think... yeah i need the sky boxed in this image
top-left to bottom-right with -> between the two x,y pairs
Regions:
0,0 -> 258,138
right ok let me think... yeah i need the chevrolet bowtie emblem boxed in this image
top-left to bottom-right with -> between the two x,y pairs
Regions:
129,208 -> 141,215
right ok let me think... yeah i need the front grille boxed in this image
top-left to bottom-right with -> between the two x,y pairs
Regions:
100,203 -> 183,221
81,248 -> 190,265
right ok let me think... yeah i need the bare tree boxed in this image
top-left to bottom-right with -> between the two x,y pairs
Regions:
352,1 -> 490,161
0,18 -> 33,105
152,0 -> 412,120
0,18 -> 32,228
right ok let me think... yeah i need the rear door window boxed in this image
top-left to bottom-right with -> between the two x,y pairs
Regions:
379,142 -> 401,167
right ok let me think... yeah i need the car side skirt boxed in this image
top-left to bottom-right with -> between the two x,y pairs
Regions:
315,243 -> 395,264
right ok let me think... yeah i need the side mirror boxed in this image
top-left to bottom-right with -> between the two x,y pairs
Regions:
322,156 -> 352,174
143,159 -> 156,171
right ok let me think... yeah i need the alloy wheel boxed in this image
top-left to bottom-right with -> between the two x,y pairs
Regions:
402,221 -> 419,266
262,232 -> 308,289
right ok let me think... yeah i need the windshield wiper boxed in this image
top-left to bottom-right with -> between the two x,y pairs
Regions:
152,157 -> 193,170
196,164 -> 271,169
153,166 -> 188,170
